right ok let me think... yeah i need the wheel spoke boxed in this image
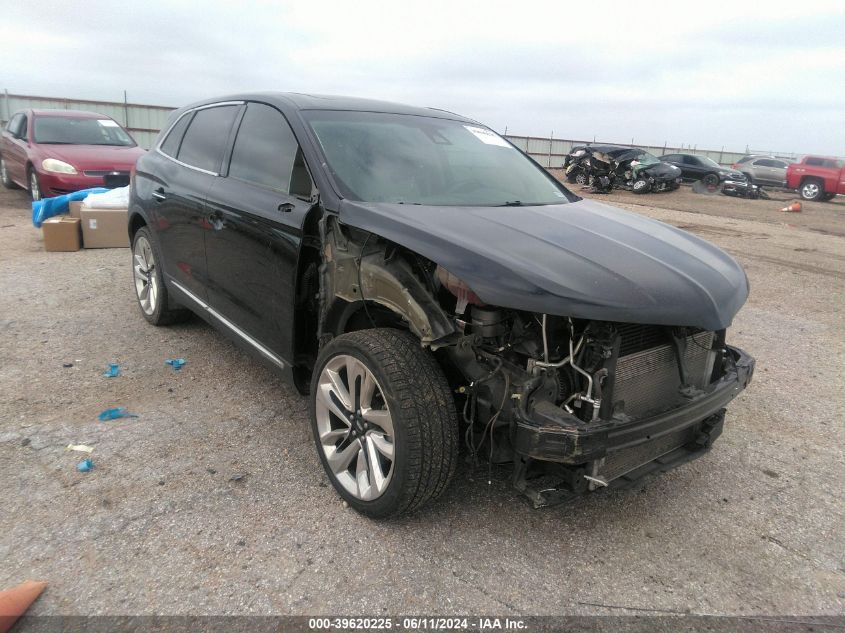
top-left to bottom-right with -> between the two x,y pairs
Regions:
320,428 -> 349,443
362,407 -> 393,436
326,439 -> 359,473
322,367 -> 353,411
149,277 -> 158,310
345,357 -> 369,410
355,444 -> 371,499
365,437 -> 388,493
368,431 -> 394,460
318,382 -> 352,425
139,284 -> 149,303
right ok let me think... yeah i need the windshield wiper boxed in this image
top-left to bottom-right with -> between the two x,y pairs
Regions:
497,200 -> 524,207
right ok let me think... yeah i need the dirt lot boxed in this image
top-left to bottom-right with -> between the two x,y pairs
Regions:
1,183 -> 844,617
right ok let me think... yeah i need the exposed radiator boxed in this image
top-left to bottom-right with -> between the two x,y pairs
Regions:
612,330 -> 714,418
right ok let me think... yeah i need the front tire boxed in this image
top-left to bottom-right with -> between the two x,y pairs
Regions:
799,178 -> 823,201
632,178 -> 651,194
310,328 -> 458,518
28,167 -> 42,201
702,173 -> 720,188
132,226 -> 191,325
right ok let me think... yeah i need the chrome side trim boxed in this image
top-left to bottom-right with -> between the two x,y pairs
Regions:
170,279 -> 286,370
154,101 -> 245,177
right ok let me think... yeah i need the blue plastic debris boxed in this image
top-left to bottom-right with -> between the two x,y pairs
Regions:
77,459 -> 94,473
165,358 -> 186,371
103,363 -> 120,378
97,407 -> 138,421
31,187 -> 109,228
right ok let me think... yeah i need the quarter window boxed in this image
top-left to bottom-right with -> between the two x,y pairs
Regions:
159,112 -> 193,158
177,105 -> 239,173
228,103 -> 302,193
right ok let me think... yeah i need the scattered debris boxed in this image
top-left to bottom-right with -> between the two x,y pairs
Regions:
97,407 -> 138,421
165,358 -> 186,371
62,363 -> 74,368
76,459 -> 93,473
103,363 -> 120,378
229,473 -> 248,482
66,444 -> 94,454
20,438 -> 31,447
0,580 -> 48,633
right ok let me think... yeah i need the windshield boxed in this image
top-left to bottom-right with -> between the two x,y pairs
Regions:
304,111 -> 571,206
33,116 -> 135,146
700,156 -> 722,168
631,152 -> 660,166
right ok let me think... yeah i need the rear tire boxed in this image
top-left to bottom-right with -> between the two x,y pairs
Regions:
1,158 -> 19,189
742,172 -> 754,184
131,226 -> 191,326
310,328 -> 459,518
799,178 -> 823,201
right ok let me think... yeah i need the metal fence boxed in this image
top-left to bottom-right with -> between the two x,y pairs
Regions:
1,90 -> 807,164
1,91 -> 175,149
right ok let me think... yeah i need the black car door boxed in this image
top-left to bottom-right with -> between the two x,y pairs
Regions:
683,155 -> 706,180
204,102 -> 315,365
150,104 -> 240,302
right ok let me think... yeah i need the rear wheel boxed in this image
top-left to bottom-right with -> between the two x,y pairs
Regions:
28,167 -> 42,201
1,158 -> 19,189
132,226 -> 191,325
310,328 -> 458,518
799,179 -> 823,201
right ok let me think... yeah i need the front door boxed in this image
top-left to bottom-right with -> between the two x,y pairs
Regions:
204,102 -> 315,362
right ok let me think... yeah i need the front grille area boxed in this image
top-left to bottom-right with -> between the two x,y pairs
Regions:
612,330 -> 714,418
83,170 -> 129,177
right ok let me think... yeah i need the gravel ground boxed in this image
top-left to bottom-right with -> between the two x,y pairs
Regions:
1,184 -> 843,617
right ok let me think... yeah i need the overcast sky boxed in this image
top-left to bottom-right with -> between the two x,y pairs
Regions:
3,1 -> 844,155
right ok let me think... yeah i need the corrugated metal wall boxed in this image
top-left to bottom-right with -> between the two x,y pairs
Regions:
1,92 -> 174,149
2,91 -> 803,163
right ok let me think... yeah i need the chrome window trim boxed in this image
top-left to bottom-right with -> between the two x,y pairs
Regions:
155,101 -> 245,177
169,279 -> 286,370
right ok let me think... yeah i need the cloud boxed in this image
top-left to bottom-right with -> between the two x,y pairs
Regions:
3,0 -> 844,154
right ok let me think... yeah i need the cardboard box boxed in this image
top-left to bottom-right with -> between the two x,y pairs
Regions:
80,206 -> 129,248
42,216 -> 82,252
68,200 -> 82,219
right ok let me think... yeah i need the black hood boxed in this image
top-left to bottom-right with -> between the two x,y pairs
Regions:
338,198 -> 749,331
642,161 -> 682,180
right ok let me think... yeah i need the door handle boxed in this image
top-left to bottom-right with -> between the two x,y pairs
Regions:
151,188 -> 167,202
278,202 -> 294,213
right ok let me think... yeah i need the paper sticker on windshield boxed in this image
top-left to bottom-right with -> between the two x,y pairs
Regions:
464,126 -> 510,147
98,119 -> 119,127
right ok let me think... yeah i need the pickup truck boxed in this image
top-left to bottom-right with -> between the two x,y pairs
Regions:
785,156 -> 845,201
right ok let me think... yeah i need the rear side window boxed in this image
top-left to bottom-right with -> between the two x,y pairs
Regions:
177,105 -> 239,173
8,113 -> 27,139
756,159 -> 776,167
228,103 -> 301,193
159,113 -> 193,157
772,160 -> 788,169
736,156 -> 753,164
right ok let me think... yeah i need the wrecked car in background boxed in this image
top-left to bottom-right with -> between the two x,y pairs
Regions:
564,144 -> 682,194
129,93 -> 754,517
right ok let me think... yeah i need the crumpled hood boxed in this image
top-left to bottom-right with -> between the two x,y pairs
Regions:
339,198 -> 749,331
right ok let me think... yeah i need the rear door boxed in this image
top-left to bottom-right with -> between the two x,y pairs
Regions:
151,103 -> 241,302
204,101 -> 315,363
684,155 -> 706,180
2,113 -> 28,185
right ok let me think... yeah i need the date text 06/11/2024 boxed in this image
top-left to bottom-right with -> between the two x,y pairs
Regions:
307,617 -> 528,630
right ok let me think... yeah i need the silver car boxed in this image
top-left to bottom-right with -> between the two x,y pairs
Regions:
732,155 -> 790,187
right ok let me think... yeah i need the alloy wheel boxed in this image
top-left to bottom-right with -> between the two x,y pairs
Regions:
0,159 -> 7,185
575,172 -> 588,185
315,354 -> 395,501
801,183 -> 820,199
133,235 -> 158,315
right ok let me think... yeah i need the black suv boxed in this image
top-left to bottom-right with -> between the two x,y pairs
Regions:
129,93 -> 754,517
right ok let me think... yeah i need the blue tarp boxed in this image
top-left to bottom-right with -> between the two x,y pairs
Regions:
32,188 -> 109,228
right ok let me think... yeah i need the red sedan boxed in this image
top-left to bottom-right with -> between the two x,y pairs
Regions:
1,109 -> 147,200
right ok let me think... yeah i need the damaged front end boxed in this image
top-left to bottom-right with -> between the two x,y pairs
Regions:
316,216 -> 754,508
444,300 -> 754,508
